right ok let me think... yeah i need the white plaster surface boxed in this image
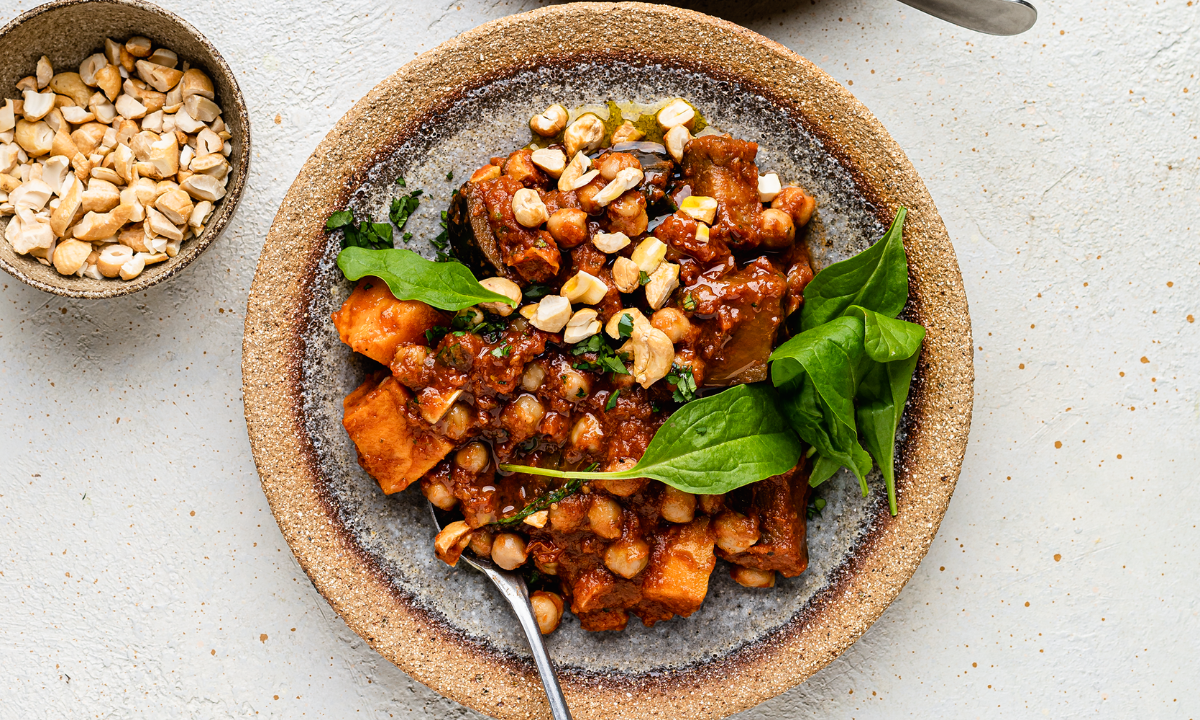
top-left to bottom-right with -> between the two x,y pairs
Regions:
1,0 -> 1197,717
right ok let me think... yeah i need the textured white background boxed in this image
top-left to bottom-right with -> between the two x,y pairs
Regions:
1,0 -> 1197,717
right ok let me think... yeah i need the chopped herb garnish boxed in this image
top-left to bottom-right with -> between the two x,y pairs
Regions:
327,208 -> 394,250
492,469 -> 595,526
667,364 -> 698,403
389,190 -> 421,230
396,176 -> 406,187
569,333 -> 629,375
491,343 -> 512,358
425,326 -> 449,345
605,390 -> 620,411
402,232 -> 413,243
446,170 -> 454,181
524,284 -> 552,300
639,270 -> 651,286
807,496 -> 827,520
617,313 -> 634,339
682,293 -> 697,311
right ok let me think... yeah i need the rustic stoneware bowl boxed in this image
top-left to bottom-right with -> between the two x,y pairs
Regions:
0,0 -> 249,298
243,4 -> 973,718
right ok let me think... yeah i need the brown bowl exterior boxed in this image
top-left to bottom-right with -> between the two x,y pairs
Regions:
242,4 -> 973,719
0,0 -> 250,298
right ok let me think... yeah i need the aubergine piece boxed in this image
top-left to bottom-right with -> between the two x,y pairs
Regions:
447,182 -> 519,283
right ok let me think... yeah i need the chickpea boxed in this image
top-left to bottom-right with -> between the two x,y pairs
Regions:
651,307 -> 693,344
604,537 -> 650,579
771,186 -> 816,227
731,566 -> 775,588
660,486 -> 696,524
569,413 -> 604,454
758,207 -> 796,249
440,403 -> 473,440
576,176 -> 606,214
546,207 -> 588,248
455,441 -> 490,474
698,493 -> 726,516
559,369 -> 590,403
491,532 -> 528,570
714,510 -> 760,554
529,591 -> 564,634
549,496 -> 587,532
505,394 -> 546,436
521,363 -> 546,391
606,190 -> 648,237
469,528 -> 494,557
588,496 -> 623,539
422,479 -> 457,511
595,151 -> 641,181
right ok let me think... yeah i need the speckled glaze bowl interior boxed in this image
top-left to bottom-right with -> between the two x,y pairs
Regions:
0,0 -> 250,299
242,4 -> 973,719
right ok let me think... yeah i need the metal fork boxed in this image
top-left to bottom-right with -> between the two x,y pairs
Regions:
428,504 -> 573,720
898,0 -> 1038,35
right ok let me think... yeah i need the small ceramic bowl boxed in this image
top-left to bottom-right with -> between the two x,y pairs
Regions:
0,0 -> 250,298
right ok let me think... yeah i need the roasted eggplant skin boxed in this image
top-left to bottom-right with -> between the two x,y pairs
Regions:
447,182 -> 520,283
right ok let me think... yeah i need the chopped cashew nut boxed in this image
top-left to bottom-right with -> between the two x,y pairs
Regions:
644,262 -> 680,310
511,188 -> 548,228
679,195 -> 717,224
557,151 -> 592,192
592,231 -> 630,253
592,167 -> 643,207
96,243 -> 133,277
563,308 -> 602,344
630,237 -> 667,274
529,104 -> 568,137
757,173 -> 782,203
631,324 -> 675,388
664,125 -> 690,163
118,253 -> 145,280
529,295 -> 572,333
563,114 -> 604,157
478,276 -> 522,316
611,256 -> 640,293
52,238 -> 91,275
657,99 -> 695,130
561,270 -> 608,305
605,307 -> 649,339
530,148 -> 566,178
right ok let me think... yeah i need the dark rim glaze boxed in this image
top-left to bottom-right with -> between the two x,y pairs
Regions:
0,0 -> 250,299
242,5 -> 974,718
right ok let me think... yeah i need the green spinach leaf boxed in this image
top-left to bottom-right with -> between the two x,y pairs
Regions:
337,246 -> 516,311
800,208 -> 908,331
855,348 -> 921,514
499,384 -> 803,495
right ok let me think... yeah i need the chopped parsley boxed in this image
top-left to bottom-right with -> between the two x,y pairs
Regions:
389,188 -> 421,231
639,270 -> 651,286
446,170 -> 454,181
425,326 -> 449,345
523,284 -> 552,300
605,390 -> 620,411
570,334 -> 629,375
396,176 -> 407,187
807,496 -> 827,520
682,293 -> 697,311
491,343 -> 512,358
326,208 -> 393,250
617,313 -> 634,339
667,364 -> 698,403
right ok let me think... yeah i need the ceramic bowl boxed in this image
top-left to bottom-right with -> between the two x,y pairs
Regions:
0,0 -> 249,298
242,4 -> 974,718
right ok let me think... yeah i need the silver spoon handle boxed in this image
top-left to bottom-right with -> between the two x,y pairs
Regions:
484,567 -> 573,720
897,0 -> 1037,35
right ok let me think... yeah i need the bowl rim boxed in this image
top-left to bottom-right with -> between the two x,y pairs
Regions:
0,0 -> 251,299
242,4 -> 974,718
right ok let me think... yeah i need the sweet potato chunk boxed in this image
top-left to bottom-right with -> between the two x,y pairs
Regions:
640,516 -> 716,617
332,278 -> 447,365
342,373 -> 453,494
720,461 -> 811,577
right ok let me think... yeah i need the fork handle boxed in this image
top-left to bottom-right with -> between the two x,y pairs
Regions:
484,567 -> 573,720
